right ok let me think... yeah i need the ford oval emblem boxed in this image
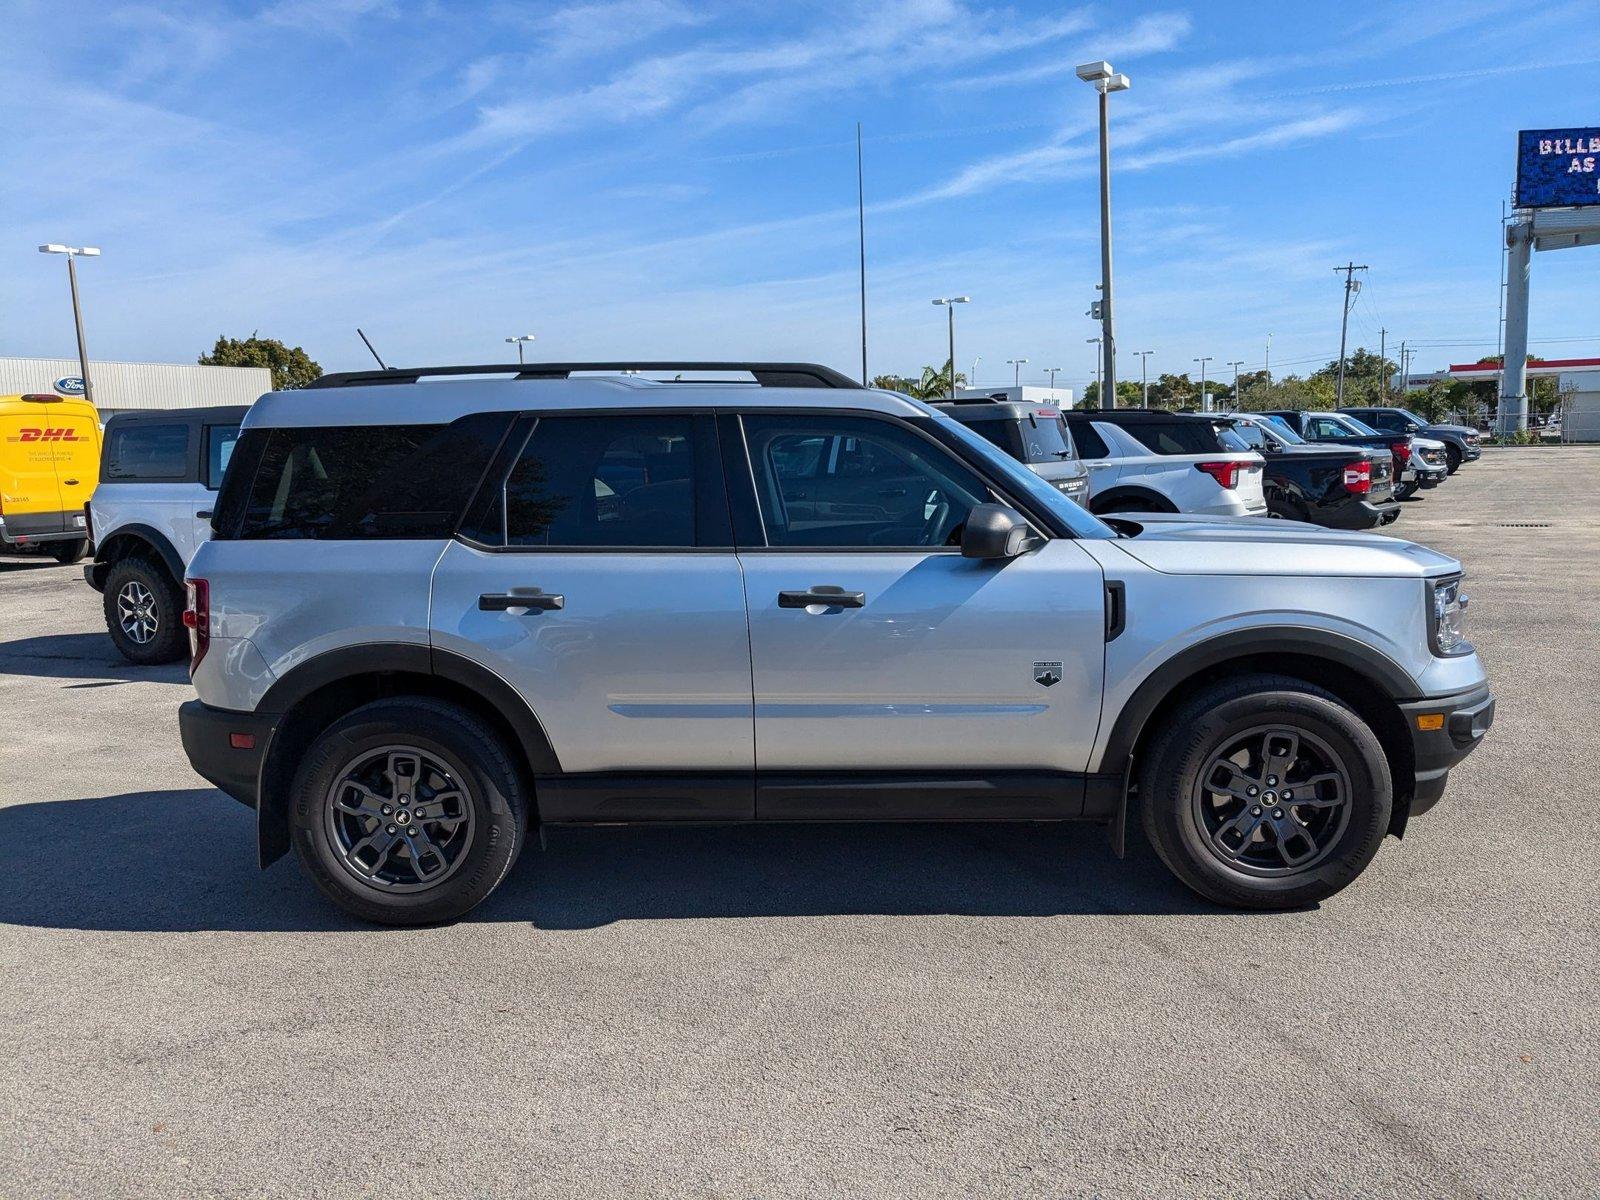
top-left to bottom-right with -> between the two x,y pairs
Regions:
54,376 -> 86,395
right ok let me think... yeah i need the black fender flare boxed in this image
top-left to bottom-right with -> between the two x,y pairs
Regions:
1099,626 -> 1416,772
1090,486 -> 1178,515
94,524 -> 185,583
254,643 -> 561,865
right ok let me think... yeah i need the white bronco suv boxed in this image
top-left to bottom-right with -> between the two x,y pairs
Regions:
178,362 -> 1494,925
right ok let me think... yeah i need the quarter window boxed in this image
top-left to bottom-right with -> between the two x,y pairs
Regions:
1066,420 -> 1111,460
204,424 -> 241,489
106,423 -> 189,480
741,414 -> 988,548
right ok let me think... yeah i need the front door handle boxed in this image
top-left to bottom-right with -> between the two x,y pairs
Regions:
480,590 -> 564,612
64,478 -> 80,487
778,586 -> 865,609
196,509 -> 213,519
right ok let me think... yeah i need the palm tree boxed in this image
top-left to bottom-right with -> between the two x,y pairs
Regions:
873,360 -> 966,400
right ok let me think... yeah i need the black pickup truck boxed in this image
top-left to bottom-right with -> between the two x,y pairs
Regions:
1221,413 -> 1399,528
1260,409 -> 1433,500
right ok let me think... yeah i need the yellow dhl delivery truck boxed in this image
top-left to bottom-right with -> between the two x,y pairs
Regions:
0,392 -> 101,562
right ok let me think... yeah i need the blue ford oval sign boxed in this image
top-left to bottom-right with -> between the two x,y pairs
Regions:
54,376 -> 86,395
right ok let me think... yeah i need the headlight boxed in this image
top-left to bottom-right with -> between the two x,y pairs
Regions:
1429,576 -> 1472,656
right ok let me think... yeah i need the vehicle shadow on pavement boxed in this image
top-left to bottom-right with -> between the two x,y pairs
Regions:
0,632 -> 187,684
0,792 -> 1221,932
488,822 -> 1219,928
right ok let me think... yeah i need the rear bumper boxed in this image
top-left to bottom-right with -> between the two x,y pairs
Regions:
179,699 -> 277,810
1324,498 -> 1401,529
1399,684 -> 1495,815
0,511 -> 87,546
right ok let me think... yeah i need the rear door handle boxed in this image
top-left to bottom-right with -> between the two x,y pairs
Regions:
196,509 -> 213,519
778,586 -> 865,609
480,590 -> 564,612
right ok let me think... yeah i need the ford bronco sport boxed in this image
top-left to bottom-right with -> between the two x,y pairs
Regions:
178,362 -> 1493,925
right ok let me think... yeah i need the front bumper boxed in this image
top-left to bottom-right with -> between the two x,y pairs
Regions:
179,699 -> 278,810
1399,684 -> 1495,814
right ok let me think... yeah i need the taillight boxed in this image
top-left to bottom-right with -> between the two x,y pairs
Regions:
1343,461 -> 1372,494
1195,460 -> 1241,489
1390,440 -> 1411,466
183,578 -> 210,671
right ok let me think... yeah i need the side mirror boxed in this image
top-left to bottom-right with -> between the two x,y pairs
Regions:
961,503 -> 1034,560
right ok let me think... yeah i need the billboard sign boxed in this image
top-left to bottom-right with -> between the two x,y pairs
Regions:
1516,128 -> 1600,208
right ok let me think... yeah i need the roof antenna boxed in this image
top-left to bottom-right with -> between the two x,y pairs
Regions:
356,328 -> 389,370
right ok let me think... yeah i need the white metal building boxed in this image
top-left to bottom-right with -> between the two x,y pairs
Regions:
0,356 -> 271,419
955,385 -> 1074,407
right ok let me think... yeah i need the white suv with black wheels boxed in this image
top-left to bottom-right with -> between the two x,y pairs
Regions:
178,362 -> 1493,925
86,406 -> 246,664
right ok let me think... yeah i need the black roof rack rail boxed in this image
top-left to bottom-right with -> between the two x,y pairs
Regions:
306,361 -> 863,390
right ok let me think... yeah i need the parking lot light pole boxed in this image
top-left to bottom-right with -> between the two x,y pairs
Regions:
38,244 -> 100,406
1006,358 -> 1028,387
1194,356 -> 1212,412
1136,350 -> 1154,406
505,334 -> 536,364
931,297 -> 969,399
1086,337 -> 1102,402
1076,61 -> 1129,410
1228,360 -> 1245,406
1047,366 -> 1062,390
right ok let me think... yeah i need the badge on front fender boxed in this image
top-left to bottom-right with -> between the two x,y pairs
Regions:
1033,661 -> 1063,687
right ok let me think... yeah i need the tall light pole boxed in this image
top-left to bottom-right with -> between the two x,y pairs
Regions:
1047,366 -> 1062,390
1228,360 -> 1245,407
931,296 -> 969,399
1136,350 -> 1154,406
38,244 -> 101,406
1265,333 -> 1273,385
1086,337 -> 1102,402
505,333 -> 536,364
1006,358 -> 1029,388
1076,60 -> 1130,410
1194,356 -> 1212,412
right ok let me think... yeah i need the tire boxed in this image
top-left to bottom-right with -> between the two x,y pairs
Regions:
289,698 -> 528,925
1445,444 -> 1462,474
49,538 -> 89,565
1266,498 -> 1306,522
102,555 -> 187,665
1138,674 -> 1392,910
1392,480 -> 1418,501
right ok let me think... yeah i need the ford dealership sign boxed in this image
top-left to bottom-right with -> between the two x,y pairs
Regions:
53,376 -> 86,395
1515,128 -> 1600,209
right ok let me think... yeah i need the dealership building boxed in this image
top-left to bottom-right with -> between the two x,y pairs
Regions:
0,355 -> 271,419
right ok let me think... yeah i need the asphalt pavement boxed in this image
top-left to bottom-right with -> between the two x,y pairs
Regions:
1,447 -> 1595,1198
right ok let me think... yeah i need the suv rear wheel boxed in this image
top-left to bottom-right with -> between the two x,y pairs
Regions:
103,556 -> 186,665
289,698 -> 528,925
1139,674 -> 1391,909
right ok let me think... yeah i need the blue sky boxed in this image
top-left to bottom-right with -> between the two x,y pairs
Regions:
4,0 -> 1599,393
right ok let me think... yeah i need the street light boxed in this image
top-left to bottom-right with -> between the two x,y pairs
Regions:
1006,358 -> 1029,387
1228,360 -> 1245,406
1194,356 -> 1213,412
38,244 -> 101,406
931,297 -> 969,400
504,333 -> 536,364
1086,337 -> 1102,402
1076,60 -> 1130,410
1047,366 -> 1063,390
1135,350 -> 1154,406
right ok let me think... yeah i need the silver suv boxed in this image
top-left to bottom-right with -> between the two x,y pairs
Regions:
178,362 -> 1494,925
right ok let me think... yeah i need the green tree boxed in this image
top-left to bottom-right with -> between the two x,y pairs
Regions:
1147,372 -> 1196,408
1236,373 -> 1337,412
1309,346 -> 1397,407
878,360 -> 967,401
870,373 -> 916,393
200,333 -> 322,390
1080,379 -> 1144,407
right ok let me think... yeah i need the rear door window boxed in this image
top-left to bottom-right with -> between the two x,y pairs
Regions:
1066,420 -> 1111,459
1122,420 -> 1226,455
105,423 -> 191,480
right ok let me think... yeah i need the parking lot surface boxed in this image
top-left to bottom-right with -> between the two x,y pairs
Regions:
1,448 -> 1595,1198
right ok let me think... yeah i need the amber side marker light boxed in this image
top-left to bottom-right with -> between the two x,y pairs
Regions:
1415,714 -> 1445,732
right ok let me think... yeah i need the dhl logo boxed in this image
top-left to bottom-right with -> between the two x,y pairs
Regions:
6,427 -> 85,442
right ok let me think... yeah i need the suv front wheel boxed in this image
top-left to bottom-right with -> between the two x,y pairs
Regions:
290,698 -> 528,925
1139,675 -> 1391,909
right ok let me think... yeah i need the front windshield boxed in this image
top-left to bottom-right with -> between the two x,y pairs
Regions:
1397,408 -> 1430,426
931,414 -> 1116,539
1262,414 -> 1307,442
1333,414 -> 1384,436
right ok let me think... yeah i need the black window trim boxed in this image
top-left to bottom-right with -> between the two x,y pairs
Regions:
720,407 -> 1070,553
452,407 -> 734,555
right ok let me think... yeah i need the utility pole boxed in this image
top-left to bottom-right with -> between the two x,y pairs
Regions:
1333,262 -> 1368,406
1228,360 -> 1244,407
1087,337 -> 1102,403
1194,356 -> 1212,412
1378,328 -> 1387,402
1265,333 -> 1272,385
1397,341 -> 1408,396
1136,350 -> 1153,406
856,121 -> 868,385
